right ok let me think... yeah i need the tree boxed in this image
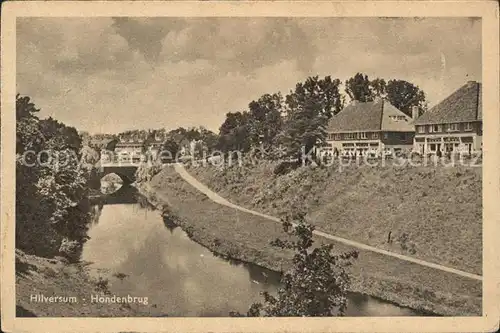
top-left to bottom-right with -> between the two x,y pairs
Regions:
233,211 -> 358,317
344,74 -> 427,116
39,117 -> 82,152
385,80 -> 427,117
161,138 -> 179,163
15,94 -> 93,261
345,73 -> 373,102
370,78 -> 387,98
280,76 -> 343,162
198,126 -> 219,153
247,93 -> 284,149
217,111 -> 251,153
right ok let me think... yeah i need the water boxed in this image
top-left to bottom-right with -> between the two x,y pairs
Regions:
82,185 -> 421,317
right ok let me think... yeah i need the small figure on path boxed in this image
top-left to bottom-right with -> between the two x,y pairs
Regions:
387,231 -> 392,244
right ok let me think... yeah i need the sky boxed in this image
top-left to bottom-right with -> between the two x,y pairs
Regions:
17,17 -> 481,134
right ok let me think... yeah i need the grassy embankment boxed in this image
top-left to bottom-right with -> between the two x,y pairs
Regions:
139,165 -> 481,316
187,160 -> 482,275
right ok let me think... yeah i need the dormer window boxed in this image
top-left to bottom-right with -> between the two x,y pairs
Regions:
448,123 -> 459,132
389,115 -> 407,121
464,122 -> 473,131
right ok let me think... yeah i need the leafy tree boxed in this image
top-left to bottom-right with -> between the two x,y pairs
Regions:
247,93 -> 284,149
198,126 -> 219,153
370,78 -> 387,98
344,74 -> 427,117
280,76 -> 343,162
217,111 -> 251,153
233,211 -> 358,317
161,138 -> 180,163
345,73 -> 373,102
15,94 -> 93,261
39,117 -> 82,152
385,79 -> 427,117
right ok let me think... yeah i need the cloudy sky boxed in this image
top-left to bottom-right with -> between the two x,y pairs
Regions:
17,17 -> 481,134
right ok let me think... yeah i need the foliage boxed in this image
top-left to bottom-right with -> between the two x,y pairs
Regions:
385,80 -> 427,117
345,73 -> 373,102
279,76 -> 343,161
161,138 -> 180,162
16,94 -> 93,261
238,212 -> 358,317
135,163 -> 163,183
247,93 -> 285,149
217,111 -> 252,153
344,73 -> 427,117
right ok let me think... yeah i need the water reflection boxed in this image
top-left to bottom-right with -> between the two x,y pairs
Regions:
83,189 -> 422,317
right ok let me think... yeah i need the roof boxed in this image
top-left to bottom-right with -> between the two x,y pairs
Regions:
414,81 -> 482,125
326,99 -> 414,133
116,142 -> 143,147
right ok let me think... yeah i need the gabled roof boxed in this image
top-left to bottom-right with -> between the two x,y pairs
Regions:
414,81 -> 482,125
326,99 -> 414,133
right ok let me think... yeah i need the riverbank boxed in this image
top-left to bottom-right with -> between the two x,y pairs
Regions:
137,165 -> 481,316
16,246 -> 164,317
187,160 -> 482,275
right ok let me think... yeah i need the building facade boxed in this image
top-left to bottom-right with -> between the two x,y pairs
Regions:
325,99 -> 416,156
114,141 -> 144,162
413,81 -> 482,155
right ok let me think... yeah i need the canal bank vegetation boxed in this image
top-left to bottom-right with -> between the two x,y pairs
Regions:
16,94 -> 94,262
231,214 -> 359,317
139,166 -> 481,316
14,95 -> 155,317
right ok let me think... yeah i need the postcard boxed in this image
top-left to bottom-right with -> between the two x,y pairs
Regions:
1,1 -> 499,332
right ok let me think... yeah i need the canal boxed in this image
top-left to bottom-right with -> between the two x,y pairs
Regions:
82,184 -> 422,317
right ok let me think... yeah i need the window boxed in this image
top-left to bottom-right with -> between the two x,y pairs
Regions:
417,126 -> 425,133
389,115 -> 407,121
383,133 -> 388,139
344,133 -> 355,140
360,132 -> 367,139
372,132 -> 379,139
448,123 -> 459,132
464,122 -> 473,131
335,134 -> 341,140
430,124 -> 441,133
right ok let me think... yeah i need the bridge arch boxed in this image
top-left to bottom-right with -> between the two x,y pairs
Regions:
100,165 -> 138,185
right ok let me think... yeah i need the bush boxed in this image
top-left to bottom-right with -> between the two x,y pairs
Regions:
273,161 -> 300,176
58,238 -> 82,262
236,212 -> 358,317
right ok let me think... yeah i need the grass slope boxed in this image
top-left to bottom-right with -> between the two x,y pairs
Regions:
187,161 -> 482,275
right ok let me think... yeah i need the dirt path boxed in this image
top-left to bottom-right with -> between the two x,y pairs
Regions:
174,163 -> 482,282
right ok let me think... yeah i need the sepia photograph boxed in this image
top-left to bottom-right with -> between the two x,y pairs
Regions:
1,1 -> 499,332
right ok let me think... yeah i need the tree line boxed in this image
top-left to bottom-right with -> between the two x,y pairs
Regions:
216,73 -> 427,162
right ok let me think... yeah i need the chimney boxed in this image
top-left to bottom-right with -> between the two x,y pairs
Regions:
411,105 -> 419,119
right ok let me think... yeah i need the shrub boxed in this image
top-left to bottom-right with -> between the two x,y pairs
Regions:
235,212 -> 358,317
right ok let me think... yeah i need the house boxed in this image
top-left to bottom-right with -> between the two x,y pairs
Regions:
114,140 -> 144,163
325,99 -> 417,156
147,140 -> 164,161
413,81 -> 482,155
